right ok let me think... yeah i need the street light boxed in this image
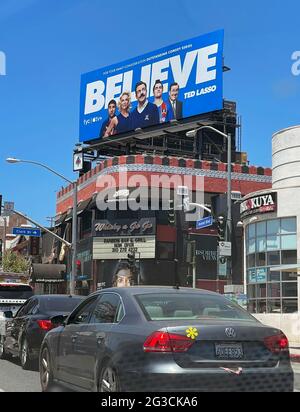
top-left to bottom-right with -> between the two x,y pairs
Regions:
6,157 -> 77,295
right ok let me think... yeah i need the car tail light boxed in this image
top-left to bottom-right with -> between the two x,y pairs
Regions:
143,331 -> 195,353
264,333 -> 289,353
37,320 -> 55,331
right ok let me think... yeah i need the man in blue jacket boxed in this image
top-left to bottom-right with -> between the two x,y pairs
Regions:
131,81 -> 159,130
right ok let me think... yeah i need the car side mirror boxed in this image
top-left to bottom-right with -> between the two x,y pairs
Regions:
4,311 -> 13,319
51,314 -> 68,327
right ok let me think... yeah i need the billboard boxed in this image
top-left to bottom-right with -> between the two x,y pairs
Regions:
80,30 -> 224,143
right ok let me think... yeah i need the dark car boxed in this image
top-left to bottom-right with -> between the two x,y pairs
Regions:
1,294 -> 83,369
39,287 -> 294,392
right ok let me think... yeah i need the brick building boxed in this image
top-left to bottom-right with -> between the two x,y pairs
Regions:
54,155 -> 272,295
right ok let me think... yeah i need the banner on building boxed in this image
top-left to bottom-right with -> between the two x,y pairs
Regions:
80,30 -> 224,142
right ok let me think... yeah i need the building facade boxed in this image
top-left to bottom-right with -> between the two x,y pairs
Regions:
55,154 -> 272,295
241,126 -> 300,345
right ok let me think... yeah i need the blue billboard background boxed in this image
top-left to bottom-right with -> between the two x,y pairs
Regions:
79,30 -> 224,143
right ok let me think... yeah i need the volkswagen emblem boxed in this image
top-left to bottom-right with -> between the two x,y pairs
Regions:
225,328 -> 236,338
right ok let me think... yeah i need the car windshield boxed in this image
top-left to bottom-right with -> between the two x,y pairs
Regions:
39,296 -> 83,313
0,285 -> 33,300
136,293 -> 255,321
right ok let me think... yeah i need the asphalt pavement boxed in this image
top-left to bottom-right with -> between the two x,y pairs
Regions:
0,357 -> 300,392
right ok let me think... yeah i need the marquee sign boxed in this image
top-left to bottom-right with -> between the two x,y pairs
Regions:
93,236 -> 156,260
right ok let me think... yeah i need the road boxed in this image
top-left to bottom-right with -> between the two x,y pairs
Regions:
0,358 -> 300,392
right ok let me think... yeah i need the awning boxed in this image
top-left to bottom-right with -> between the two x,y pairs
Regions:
30,264 -> 66,283
77,198 -> 92,216
270,265 -> 300,274
64,208 -> 73,222
55,212 -> 67,226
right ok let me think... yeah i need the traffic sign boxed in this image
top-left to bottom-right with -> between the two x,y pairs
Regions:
218,241 -> 232,257
13,227 -> 41,237
196,216 -> 213,230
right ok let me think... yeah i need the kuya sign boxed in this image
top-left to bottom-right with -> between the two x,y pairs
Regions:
80,30 -> 224,142
240,192 -> 277,219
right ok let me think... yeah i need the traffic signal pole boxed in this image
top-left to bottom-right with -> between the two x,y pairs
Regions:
226,133 -> 232,284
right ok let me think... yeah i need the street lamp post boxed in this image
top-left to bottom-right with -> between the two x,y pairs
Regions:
6,157 -> 77,295
186,126 -> 232,281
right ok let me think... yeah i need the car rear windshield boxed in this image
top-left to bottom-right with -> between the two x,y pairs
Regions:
136,293 -> 255,321
39,297 -> 83,313
0,285 -> 33,300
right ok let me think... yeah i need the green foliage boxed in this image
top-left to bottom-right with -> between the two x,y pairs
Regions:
2,250 -> 30,273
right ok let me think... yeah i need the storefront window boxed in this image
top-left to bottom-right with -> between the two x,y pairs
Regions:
248,300 -> 256,313
256,237 -> 266,252
266,235 -> 280,251
257,222 -> 266,237
268,283 -> 281,298
281,218 -> 296,234
257,284 -> 267,298
247,254 -> 256,268
256,253 -> 266,267
282,250 -> 297,264
267,251 -> 280,266
248,238 -> 256,254
268,269 -> 280,282
257,300 -> 267,314
282,300 -> 298,313
282,271 -> 297,281
246,217 -> 298,314
248,224 -> 255,239
267,220 -> 280,235
268,300 -> 281,313
281,235 -> 297,250
282,282 -> 297,298
247,285 -> 256,299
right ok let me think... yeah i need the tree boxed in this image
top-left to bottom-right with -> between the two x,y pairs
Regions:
2,250 -> 30,273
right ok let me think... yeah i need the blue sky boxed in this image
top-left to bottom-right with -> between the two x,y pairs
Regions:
1,0 -> 300,225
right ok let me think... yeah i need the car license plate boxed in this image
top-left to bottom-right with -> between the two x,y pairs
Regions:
215,343 -> 243,359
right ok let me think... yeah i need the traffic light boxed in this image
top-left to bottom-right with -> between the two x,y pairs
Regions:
76,260 -> 82,277
217,214 -> 226,243
168,199 -> 176,225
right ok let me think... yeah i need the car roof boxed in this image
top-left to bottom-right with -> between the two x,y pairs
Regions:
33,294 -> 84,300
0,283 -> 32,287
89,286 -> 220,297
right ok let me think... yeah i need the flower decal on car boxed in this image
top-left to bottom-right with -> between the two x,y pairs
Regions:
186,327 -> 198,340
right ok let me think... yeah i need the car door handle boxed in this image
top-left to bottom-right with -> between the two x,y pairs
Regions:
71,335 -> 78,343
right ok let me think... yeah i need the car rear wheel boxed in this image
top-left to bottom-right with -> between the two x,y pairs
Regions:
98,363 -> 120,392
20,338 -> 32,370
40,346 -> 54,392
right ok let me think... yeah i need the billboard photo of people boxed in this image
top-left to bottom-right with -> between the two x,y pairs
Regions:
80,30 -> 224,142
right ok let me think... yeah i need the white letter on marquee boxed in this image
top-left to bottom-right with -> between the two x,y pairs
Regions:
196,44 -> 218,84
84,80 -> 105,115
